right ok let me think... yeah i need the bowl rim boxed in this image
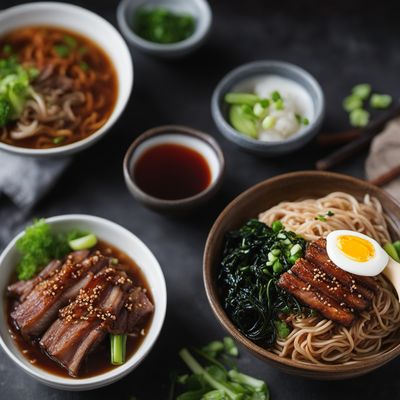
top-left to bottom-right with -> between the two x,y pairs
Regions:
203,171 -> 400,374
0,214 -> 167,389
211,60 -> 325,148
116,0 -> 212,53
123,124 -> 225,208
0,2 -> 134,157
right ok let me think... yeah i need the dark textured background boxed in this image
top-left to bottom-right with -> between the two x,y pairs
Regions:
1,1 -> 400,398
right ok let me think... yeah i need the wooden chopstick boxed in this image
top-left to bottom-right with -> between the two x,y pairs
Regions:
316,100 -> 400,171
369,165 -> 400,187
317,129 -> 361,147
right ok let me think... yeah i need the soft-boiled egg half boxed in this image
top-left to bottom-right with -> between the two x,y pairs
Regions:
326,230 -> 389,276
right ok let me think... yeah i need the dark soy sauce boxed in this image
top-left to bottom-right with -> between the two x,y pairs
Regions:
133,143 -> 211,200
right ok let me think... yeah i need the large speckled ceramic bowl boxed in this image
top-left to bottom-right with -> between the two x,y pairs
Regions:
204,171 -> 400,380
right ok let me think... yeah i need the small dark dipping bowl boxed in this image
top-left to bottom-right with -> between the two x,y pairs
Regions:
123,125 -> 225,213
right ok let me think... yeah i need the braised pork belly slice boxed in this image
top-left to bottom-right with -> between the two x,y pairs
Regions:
305,238 -> 379,299
291,258 -> 370,312
278,271 -> 356,327
278,238 -> 379,327
40,268 -> 128,377
109,286 -> 154,335
40,267 -> 153,377
11,251 -> 108,337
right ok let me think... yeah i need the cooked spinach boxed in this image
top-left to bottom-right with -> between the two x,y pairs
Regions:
218,219 -> 307,346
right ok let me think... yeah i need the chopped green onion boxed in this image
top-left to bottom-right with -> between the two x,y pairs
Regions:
223,337 -> 238,357
68,233 -> 97,250
302,117 -> 309,125
274,320 -> 291,339
52,136 -> 65,145
370,93 -> 392,109
79,62 -> 89,72
274,98 -> 284,110
290,244 -> 302,256
63,35 -> 77,48
326,210 -> 335,216
259,98 -> 270,108
110,334 -> 127,365
229,104 -> 258,138
343,95 -> 363,112
384,243 -> 400,262
349,108 -> 370,127
253,102 -> 267,118
111,258 -> 119,265
3,44 -> 12,55
352,83 -> 371,100
393,241 -> 400,258
271,90 -> 282,102
271,248 -> 281,256
262,115 -> 276,130
228,369 -> 266,392
273,260 -> 283,274
271,220 -> 283,232
53,45 -> 70,58
225,92 -> 260,106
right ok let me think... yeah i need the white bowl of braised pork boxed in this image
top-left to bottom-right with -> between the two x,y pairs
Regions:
0,214 -> 166,390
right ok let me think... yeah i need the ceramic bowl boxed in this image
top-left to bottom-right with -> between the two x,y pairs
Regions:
203,171 -> 400,379
0,2 -> 133,157
123,125 -> 224,213
211,61 -> 325,156
0,214 -> 167,390
117,0 -> 212,58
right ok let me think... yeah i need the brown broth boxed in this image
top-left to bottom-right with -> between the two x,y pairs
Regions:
6,240 -> 153,378
0,26 -> 118,149
133,143 -> 212,200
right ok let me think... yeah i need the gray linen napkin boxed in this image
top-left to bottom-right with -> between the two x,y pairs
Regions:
0,151 -> 70,248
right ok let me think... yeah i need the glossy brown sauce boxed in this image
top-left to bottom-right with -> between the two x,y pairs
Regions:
6,240 -> 153,378
133,143 -> 211,200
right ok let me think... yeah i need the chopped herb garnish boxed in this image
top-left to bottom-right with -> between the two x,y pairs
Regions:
79,47 -> 87,55
134,7 -> 195,44
343,94 -> 363,112
302,117 -> 309,125
79,61 -> 89,72
271,90 -> 282,102
350,108 -> 370,127
3,44 -> 12,55
63,35 -> 77,48
52,136 -> 65,145
370,93 -> 392,109
275,98 -> 284,110
53,44 -> 70,58
315,211 -> 335,221
352,83 -> 371,100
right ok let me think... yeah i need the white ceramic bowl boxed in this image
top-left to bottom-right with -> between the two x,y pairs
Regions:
0,215 -> 167,390
0,2 -> 133,157
117,0 -> 212,58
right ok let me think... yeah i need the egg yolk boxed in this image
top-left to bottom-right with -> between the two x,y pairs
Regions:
336,235 -> 375,262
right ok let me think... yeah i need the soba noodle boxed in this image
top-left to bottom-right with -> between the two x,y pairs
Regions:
259,192 -> 400,364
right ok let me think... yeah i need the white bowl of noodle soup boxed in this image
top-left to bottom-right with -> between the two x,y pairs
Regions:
204,171 -> 400,379
0,2 -> 133,157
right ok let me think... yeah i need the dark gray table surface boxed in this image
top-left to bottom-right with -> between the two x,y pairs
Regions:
1,1 -> 400,399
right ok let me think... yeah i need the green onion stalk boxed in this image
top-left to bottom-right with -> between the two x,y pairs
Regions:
110,334 -> 127,365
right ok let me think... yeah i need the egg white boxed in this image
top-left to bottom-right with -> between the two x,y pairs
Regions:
326,230 -> 388,277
